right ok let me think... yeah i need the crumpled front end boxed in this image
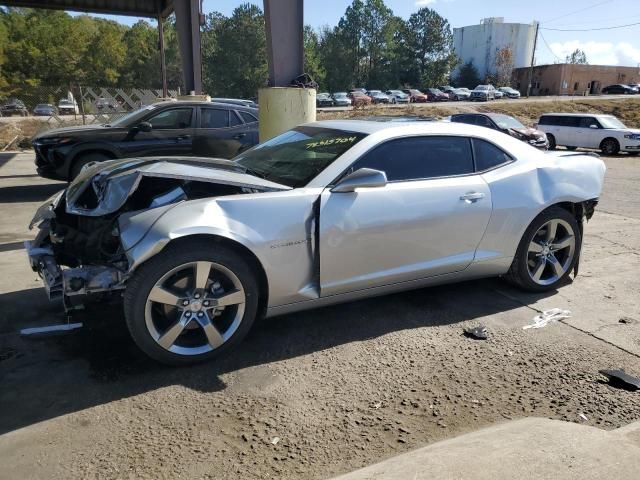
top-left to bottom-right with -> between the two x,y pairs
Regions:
26,157 -> 290,311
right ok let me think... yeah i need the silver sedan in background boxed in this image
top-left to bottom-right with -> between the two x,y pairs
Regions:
27,121 -> 605,365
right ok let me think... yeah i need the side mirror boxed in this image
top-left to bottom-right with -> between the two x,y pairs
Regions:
589,124 -> 599,129
138,121 -> 152,133
331,168 -> 387,193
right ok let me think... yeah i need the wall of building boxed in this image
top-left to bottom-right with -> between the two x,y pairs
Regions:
453,17 -> 536,81
512,64 -> 640,95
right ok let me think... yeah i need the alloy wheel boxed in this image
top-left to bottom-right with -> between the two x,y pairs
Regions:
144,261 -> 246,356
526,219 -> 576,286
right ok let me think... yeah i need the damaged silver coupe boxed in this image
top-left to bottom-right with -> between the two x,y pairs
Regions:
27,120 -> 606,365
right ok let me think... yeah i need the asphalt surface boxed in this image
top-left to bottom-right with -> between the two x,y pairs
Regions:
0,150 -> 639,479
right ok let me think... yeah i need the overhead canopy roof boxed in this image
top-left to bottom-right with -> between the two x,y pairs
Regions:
2,0 -> 174,18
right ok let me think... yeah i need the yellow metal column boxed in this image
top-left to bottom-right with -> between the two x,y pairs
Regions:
258,87 -> 316,142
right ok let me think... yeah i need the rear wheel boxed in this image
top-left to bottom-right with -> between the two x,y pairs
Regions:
600,138 -> 620,155
505,206 -> 580,292
546,134 -> 556,150
124,239 -> 259,365
69,152 -> 111,180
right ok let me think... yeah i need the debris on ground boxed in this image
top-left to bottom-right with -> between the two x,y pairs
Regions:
20,322 -> 83,336
619,316 -> 637,324
599,369 -> 640,391
523,309 -> 571,330
463,325 -> 488,340
578,413 -> 589,422
271,437 -> 280,446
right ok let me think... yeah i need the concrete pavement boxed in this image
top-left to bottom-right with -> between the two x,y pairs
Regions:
332,418 -> 640,480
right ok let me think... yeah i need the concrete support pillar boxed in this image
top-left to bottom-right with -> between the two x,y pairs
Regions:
261,0 -> 315,141
174,0 -> 203,94
258,88 -> 316,142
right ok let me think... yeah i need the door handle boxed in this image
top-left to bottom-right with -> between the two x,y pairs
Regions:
460,192 -> 485,203
233,133 -> 246,139
176,135 -> 190,141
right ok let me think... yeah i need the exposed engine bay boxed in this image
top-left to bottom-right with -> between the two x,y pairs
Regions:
26,157 -> 289,309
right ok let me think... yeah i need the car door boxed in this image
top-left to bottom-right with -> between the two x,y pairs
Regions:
318,135 -> 492,297
193,106 -> 254,158
119,106 -> 195,157
237,110 -> 259,146
575,116 -> 604,149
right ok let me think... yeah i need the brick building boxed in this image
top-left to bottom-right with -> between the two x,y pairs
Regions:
512,64 -> 640,96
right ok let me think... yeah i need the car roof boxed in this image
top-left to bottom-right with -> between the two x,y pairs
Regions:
304,119 -> 497,135
540,113 -> 613,117
151,100 -> 257,111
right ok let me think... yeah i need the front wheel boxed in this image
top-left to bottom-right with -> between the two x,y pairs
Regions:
600,138 -> 620,155
124,239 -> 259,365
546,133 -> 557,150
505,206 -> 581,292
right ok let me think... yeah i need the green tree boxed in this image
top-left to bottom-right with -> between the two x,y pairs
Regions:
202,3 -> 267,97
81,18 -> 127,85
120,20 -> 160,87
304,26 -> 326,90
319,26 -> 353,92
565,48 -> 588,65
454,61 -> 481,89
405,7 -> 457,88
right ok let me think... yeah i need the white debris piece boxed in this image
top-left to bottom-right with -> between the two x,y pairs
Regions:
271,437 -> 280,445
523,309 -> 571,330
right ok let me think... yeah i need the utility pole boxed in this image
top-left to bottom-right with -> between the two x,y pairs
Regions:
158,15 -> 168,98
526,21 -> 540,98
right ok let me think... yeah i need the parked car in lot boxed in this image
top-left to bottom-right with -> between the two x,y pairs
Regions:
33,104 -> 58,116
494,90 -> 504,99
332,92 -> 352,107
601,84 -> 637,95
26,120 -> 605,365
94,97 -> 119,111
449,88 -> 471,101
498,87 -> 521,99
451,113 -> 549,149
538,113 -> 640,155
366,90 -> 391,104
348,91 -> 372,106
424,88 -> 450,102
316,93 -> 335,107
58,98 -> 80,115
471,85 -> 496,101
385,90 -> 410,104
1,98 -> 28,116
32,101 -> 260,181
402,89 -> 429,103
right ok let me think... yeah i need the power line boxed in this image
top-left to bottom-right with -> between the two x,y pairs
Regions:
541,0 -> 614,25
539,31 -> 564,62
542,21 -> 640,31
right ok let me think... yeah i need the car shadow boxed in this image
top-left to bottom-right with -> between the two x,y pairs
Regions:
0,277 -> 561,435
0,183 -> 64,203
0,152 -> 18,169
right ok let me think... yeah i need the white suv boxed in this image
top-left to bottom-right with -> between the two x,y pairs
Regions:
538,113 -> 640,155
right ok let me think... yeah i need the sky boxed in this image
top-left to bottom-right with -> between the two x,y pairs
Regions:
71,0 -> 640,66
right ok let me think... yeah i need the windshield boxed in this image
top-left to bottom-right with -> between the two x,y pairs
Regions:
107,104 -> 159,127
334,93 -> 347,97
234,126 -> 367,188
476,85 -> 488,91
599,116 -> 627,129
492,114 -> 525,130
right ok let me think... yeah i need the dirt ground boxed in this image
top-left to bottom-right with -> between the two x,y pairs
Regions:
1,149 -> 640,480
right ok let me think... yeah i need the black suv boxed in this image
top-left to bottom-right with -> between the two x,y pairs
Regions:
1,98 -> 29,117
33,101 -> 260,180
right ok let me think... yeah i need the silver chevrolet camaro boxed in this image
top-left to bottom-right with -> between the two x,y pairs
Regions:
27,120 -> 606,365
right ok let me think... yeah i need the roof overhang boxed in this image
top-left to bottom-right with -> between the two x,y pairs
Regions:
1,0 -> 174,18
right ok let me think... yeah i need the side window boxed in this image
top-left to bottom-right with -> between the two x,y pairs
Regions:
452,115 -> 473,125
539,116 -> 554,126
147,108 -> 193,129
475,116 -> 493,128
561,116 -> 580,127
350,136 -> 474,182
472,138 -> 513,171
201,108 -> 229,128
239,111 -> 258,123
579,117 -> 600,129
230,111 -> 242,127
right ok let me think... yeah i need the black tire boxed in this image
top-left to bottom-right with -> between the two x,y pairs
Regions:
566,146 -> 577,151
600,138 -> 620,155
124,238 -> 259,366
505,206 -> 581,292
69,152 -> 111,180
546,134 -> 556,150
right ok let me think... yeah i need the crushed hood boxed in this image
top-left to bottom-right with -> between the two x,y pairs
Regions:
65,156 -> 290,217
